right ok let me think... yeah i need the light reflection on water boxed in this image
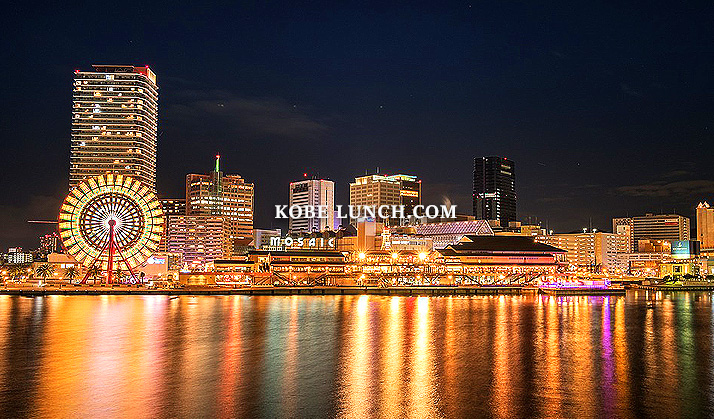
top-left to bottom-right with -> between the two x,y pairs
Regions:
0,292 -> 712,417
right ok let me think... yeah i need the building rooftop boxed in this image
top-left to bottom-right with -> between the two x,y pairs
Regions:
441,235 -> 566,254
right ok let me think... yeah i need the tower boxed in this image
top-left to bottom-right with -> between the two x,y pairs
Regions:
473,156 -> 516,226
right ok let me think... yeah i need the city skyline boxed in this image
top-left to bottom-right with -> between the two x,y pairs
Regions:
2,2 -> 714,249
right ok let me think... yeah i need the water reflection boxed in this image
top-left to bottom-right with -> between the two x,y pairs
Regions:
0,293 -> 712,417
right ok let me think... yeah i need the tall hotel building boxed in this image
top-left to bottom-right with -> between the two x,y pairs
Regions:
186,156 -> 254,256
289,179 -> 335,232
613,213 -> 690,252
71,65 -> 158,191
473,157 -> 516,226
349,174 -> 421,224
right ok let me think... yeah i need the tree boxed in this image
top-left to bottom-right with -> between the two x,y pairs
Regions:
87,266 -> 102,283
64,266 -> 79,282
7,265 -> 23,281
9,264 -> 31,281
35,264 -> 55,284
114,267 -> 124,283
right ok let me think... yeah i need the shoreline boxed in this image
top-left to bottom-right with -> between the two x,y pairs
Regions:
0,285 -> 638,297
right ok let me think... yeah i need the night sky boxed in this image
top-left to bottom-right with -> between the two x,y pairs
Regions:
2,2 -> 714,249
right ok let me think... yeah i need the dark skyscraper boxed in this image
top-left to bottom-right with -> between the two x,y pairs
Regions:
473,156 -> 516,226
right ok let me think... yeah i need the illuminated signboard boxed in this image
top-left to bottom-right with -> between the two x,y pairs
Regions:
269,236 -> 336,250
146,256 -> 166,265
671,240 -> 700,259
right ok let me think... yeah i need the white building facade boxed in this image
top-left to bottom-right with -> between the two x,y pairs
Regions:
289,179 -> 335,233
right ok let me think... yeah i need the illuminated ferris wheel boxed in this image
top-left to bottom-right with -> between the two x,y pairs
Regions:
58,174 -> 164,283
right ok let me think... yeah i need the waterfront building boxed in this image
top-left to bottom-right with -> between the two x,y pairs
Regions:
697,202 -> 714,250
71,65 -> 158,191
624,252 -> 667,276
536,231 -> 629,273
29,253 -> 82,281
289,179 -> 335,232
165,215 -> 224,268
138,253 -> 182,279
613,213 -> 690,252
473,156 -> 516,226
439,235 -> 565,283
186,156 -> 254,256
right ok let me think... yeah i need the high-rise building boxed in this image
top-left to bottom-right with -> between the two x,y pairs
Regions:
289,179 -> 335,232
160,198 -> 186,216
71,65 -> 158,191
386,174 -> 422,220
697,202 -> 714,250
166,215 -> 224,268
613,213 -> 690,252
39,232 -> 61,255
349,173 -> 421,224
157,199 -> 187,253
186,156 -> 254,256
349,175 -> 401,223
473,156 -> 516,226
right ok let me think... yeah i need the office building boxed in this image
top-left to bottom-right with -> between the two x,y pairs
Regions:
160,198 -> 186,216
386,174 -> 422,219
697,202 -> 714,250
166,215 -> 224,268
186,156 -> 254,256
613,214 -> 690,252
289,179 -> 335,232
473,156 -> 516,226
537,231 -> 629,273
349,175 -> 401,223
157,199 -> 187,253
349,173 -> 420,224
71,65 -> 158,191
39,233 -> 61,255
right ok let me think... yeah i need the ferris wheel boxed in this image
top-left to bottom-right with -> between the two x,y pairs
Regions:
58,174 -> 164,283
